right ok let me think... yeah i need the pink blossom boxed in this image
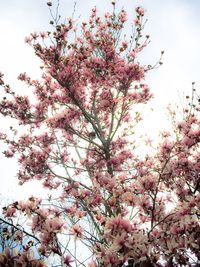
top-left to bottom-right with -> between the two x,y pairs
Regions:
135,6 -> 145,16
71,224 -> 84,238
118,10 -> 128,23
3,206 -> 16,217
24,36 -> 33,44
64,255 -> 74,266
104,216 -> 132,237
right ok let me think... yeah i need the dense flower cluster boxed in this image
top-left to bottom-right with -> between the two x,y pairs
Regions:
0,1 -> 199,266
0,216 -> 46,267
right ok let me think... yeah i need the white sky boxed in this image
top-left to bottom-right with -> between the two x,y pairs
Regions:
0,0 -> 200,203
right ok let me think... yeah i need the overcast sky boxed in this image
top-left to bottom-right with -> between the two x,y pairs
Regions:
0,0 -> 200,203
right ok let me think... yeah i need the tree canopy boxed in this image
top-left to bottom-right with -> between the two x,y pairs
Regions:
0,1 -> 200,266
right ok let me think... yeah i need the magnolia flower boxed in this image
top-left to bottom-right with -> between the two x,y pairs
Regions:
45,217 -> 64,232
64,255 -> 74,266
24,36 -> 33,44
135,7 -> 145,16
104,215 -> 132,237
70,224 -> 84,239
3,206 -> 16,217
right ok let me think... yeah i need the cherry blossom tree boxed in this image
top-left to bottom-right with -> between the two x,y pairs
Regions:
0,1 -> 200,266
